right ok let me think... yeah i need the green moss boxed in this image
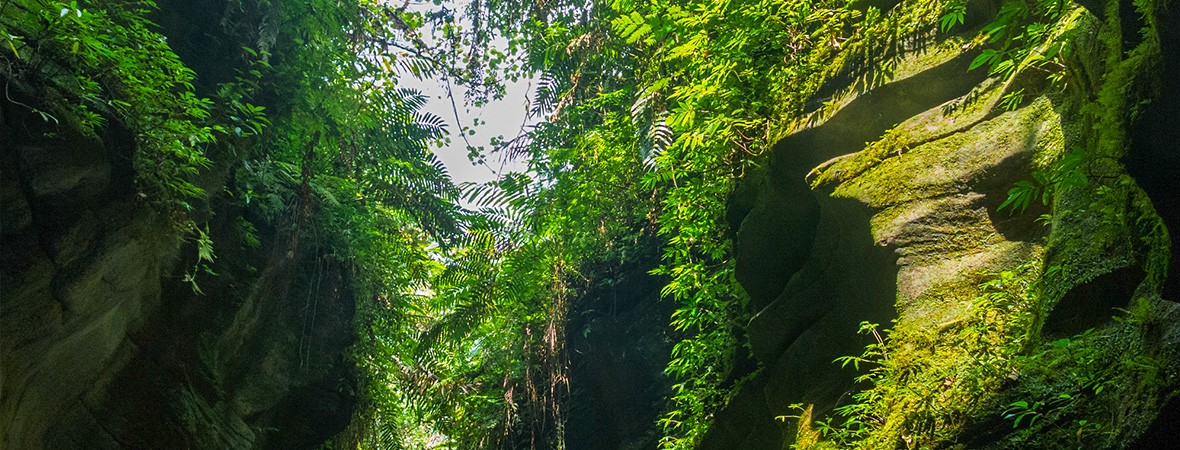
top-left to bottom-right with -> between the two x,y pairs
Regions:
1130,188 -> 1172,293
1042,177 -> 1138,303
792,266 -> 1042,449
976,299 -> 1177,450
1041,0 -> 1167,306
976,0 -> 1177,444
828,96 -> 1063,209
790,0 -> 1176,447
793,39 -> 974,139
807,76 -> 1002,190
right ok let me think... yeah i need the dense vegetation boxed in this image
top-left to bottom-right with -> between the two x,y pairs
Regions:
2,0 -> 1174,448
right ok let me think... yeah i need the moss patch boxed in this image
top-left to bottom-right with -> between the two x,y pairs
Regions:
828,96 -> 1064,209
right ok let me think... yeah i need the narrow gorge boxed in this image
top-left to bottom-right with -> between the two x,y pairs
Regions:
2,0 -> 1177,448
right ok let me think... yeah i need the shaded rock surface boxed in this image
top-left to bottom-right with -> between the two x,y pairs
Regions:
1,82 -> 355,450
704,37 -> 1014,449
565,245 -> 676,450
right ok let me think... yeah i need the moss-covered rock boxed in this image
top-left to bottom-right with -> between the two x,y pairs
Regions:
0,10 -> 357,449
710,0 -> 1177,447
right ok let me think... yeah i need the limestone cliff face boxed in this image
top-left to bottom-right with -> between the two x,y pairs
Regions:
1,92 -> 356,448
705,0 -> 1178,448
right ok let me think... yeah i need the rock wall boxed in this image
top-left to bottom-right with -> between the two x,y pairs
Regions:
1,86 -> 356,448
704,0 -> 1178,447
1,101 -> 182,449
565,244 -> 675,450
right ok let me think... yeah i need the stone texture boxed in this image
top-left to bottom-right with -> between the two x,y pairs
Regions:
1,94 -> 356,450
701,40 -> 997,449
703,2 -> 1180,447
0,114 -> 175,449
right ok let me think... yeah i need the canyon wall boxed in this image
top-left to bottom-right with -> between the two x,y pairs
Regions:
706,0 -> 1179,447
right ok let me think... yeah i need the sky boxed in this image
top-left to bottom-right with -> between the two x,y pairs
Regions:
398,63 -> 534,186
392,0 -> 536,189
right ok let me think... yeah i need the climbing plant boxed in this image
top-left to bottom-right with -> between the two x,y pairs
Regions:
396,0 -> 971,447
8,0 -> 1170,447
1,0 -> 216,216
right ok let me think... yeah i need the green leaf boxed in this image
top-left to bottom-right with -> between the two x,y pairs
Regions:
940,4 -> 966,32
970,50 -> 998,71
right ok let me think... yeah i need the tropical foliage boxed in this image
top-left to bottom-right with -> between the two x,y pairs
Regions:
4,0 -> 1170,448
